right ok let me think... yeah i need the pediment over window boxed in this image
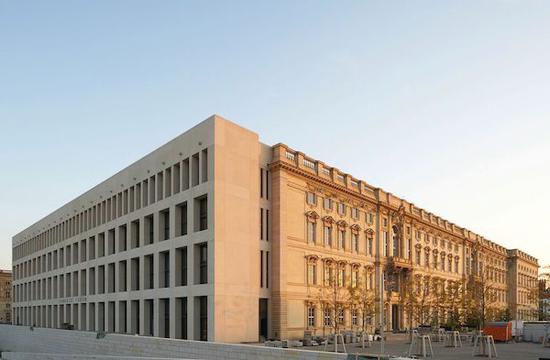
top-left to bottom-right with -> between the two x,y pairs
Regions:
322,216 -> 335,225
305,211 -> 320,221
305,254 -> 319,263
336,220 -> 348,229
350,224 -> 361,233
365,228 -> 375,236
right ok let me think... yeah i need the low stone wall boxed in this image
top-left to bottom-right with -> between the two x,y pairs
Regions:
0,325 -> 346,360
1,353 -> 182,360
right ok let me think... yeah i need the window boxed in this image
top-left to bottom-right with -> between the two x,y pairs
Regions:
324,308 -> 331,326
337,308 -> 344,324
416,248 -> 421,265
338,229 -> 346,250
367,235 -> 373,255
324,198 -> 332,210
307,262 -> 317,285
324,264 -> 334,286
433,253 -> 438,269
201,148 -> 208,183
338,267 -> 345,287
307,221 -> 316,243
306,192 -> 316,205
425,250 -> 430,267
176,247 -> 187,287
367,213 -> 374,224
338,203 -> 346,216
351,208 -> 359,219
197,243 -> 208,284
160,209 -> 170,241
351,268 -> 358,288
160,251 -> 169,288
131,220 -> 140,249
195,196 -> 208,232
307,306 -> 316,327
383,218 -> 387,227
352,233 -> 359,252
323,225 -> 332,247
176,202 -> 188,237
145,215 -> 154,245
352,309 -> 358,326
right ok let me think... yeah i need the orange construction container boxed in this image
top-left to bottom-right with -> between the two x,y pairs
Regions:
483,321 -> 512,342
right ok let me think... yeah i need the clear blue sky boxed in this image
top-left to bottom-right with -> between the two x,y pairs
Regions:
1,1 -> 549,270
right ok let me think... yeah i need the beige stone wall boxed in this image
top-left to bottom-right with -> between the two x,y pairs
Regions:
0,270 -> 11,323
212,117 -> 261,343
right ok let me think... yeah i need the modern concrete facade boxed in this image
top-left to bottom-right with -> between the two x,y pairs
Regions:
0,270 -> 12,323
11,115 -> 539,342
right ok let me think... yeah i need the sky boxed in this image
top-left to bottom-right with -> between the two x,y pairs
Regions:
0,1 -> 549,271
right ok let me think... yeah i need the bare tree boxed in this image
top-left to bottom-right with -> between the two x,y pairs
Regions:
348,267 -> 375,341
315,259 -> 350,352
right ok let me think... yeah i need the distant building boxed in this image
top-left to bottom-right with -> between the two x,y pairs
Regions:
11,115 -> 540,342
0,270 -> 12,323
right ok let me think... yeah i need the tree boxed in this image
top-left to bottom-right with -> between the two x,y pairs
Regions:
347,267 -> 375,341
400,273 -> 436,330
315,259 -> 350,352
464,265 -> 499,329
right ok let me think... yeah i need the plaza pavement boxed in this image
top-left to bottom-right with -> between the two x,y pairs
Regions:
300,334 -> 550,359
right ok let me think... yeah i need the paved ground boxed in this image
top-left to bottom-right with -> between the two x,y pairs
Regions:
300,335 -> 550,359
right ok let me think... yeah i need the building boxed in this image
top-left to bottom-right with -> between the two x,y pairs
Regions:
506,249 -> 539,321
11,115 -> 539,342
0,270 -> 12,324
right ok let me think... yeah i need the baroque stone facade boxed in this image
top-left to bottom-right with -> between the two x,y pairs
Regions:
0,270 -> 12,323
11,116 -> 539,342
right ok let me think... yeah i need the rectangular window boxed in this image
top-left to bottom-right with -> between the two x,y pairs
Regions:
145,255 -> 154,289
351,208 -> 359,219
338,229 -> 346,250
192,153 -> 200,187
307,222 -> 316,243
324,198 -> 332,210
352,309 -> 358,326
195,195 -> 208,232
176,202 -> 188,237
197,243 -> 208,285
352,233 -> 358,252
307,263 -> 317,285
201,148 -> 208,183
160,209 -> 170,240
145,214 -> 154,245
131,219 -> 140,248
260,168 -> 264,199
306,192 -> 316,205
338,203 -> 346,216
182,158 -> 190,191
165,167 -> 172,197
107,229 -> 115,255
324,308 -> 331,326
367,236 -> 373,255
338,268 -> 345,287
173,163 -> 181,194
307,306 -> 315,327
131,257 -> 140,291
118,224 -> 127,252
324,226 -> 332,247
198,296 -> 208,341
260,209 -> 264,240
160,251 -> 170,288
